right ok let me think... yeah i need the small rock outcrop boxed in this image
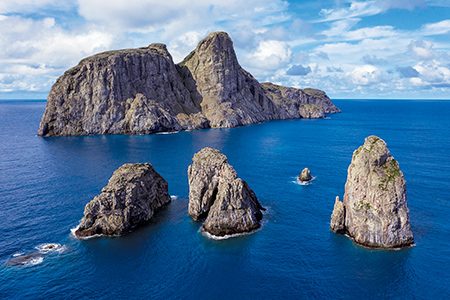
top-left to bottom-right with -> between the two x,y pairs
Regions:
330,136 -> 414,248
298,167 -> 312,182
188,147 -> 264,237
38,31 -> 339,136
74,163 -> 171,238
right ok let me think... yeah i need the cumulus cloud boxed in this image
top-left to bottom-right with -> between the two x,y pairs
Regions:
408,40 -> 434,58
247,40 -> 292,71
0,14 -> 113,93
286,65 -> 311,76
350,65 -> 383,85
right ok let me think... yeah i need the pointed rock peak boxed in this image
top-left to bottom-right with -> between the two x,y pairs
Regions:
181,31 -> 237,65
355,135 -> 391,166
199,31 -> 233,48
364,135 -> 386,148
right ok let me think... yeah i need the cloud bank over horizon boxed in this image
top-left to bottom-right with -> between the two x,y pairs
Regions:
0,0 -> 449,99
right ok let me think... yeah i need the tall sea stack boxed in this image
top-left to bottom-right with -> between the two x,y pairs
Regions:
330,136 -> 414,248
188,147 -> 265,237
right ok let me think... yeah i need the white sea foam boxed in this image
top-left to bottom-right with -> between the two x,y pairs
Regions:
35,243 -> 66,254
70,225 -> 102,240
70,224 -> 120,240
201,225 -> 263,240
27,256 -> 44,266
156,131 -> 179,135
12,252 -> 24,257
170,195 -> 178,200
291,176 -> 316,186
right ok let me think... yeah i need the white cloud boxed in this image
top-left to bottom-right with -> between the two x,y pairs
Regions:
349,65 -> 383,85
0,14 -> 113,93
247,40 -> 292,71
317,0 -> 424,22
408,40 -> 434,58
421,19 -> 450,35
414,60 -> 450,84
319,1 -> 383,22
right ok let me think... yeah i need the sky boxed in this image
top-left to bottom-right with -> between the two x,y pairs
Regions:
0,0 -> 449,99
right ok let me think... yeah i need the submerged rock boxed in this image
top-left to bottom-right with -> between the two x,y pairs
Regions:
7,253 -> 43,266
188,147 -> 264,237
298,167 -> 312,182
74,163 -> 171,238
38,31 -> 339,136
330,136 -> 414,248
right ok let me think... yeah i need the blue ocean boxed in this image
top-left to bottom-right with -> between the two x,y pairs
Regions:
0,100 -> 449,299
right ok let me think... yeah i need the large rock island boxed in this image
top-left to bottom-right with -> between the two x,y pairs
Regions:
188,147 -> 265,237
38,31 -> 339,136
74,163 -> 171,238
330,136 -> 414,248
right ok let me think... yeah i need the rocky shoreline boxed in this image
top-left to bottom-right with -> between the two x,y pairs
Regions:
38,31 -> 339,137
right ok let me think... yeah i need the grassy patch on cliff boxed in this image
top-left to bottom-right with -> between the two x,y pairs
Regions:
378,159 -> 401,191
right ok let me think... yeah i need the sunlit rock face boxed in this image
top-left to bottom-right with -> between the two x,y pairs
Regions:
330,136 -> 414,249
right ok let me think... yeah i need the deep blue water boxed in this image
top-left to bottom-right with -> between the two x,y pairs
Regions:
0,100 -> 449,299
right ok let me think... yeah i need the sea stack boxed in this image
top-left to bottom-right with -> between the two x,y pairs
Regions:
330,136 -> 414,248
188,147 -> 264,237
38,31 -> 339,137
74,163 -> 171,238
298,167 -> 312,182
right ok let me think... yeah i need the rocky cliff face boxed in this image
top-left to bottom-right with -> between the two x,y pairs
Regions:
188,147 -> 264,237
179,32 -> 279,128
261,83 -> 340,119
330,136 -> 414,248
74,163 -> 171,238
38,44 -> 207,136
39,31 -> 339,136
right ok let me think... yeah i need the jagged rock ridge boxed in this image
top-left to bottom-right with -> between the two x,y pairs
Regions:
39,31 -> 340,136
188,147 -> 264,237
330,136 -> 414,248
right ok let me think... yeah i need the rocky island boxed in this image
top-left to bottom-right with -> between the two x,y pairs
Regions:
298,167 -> 312,182
74,163 -> 171,238
330,136 -> 414,248
188,147 -> 265,237
38,31 -> 339,136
